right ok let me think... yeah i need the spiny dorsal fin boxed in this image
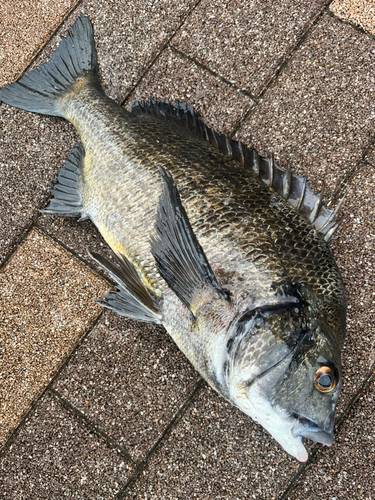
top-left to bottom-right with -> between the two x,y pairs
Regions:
150,166 -> 230,315
132,99 -> 342,243
89,250 -> 162,324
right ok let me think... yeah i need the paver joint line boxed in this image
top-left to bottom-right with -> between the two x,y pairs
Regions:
229,0 -> 332,137
120,0 -> 204,108
50,387 -> 136,465
0,309 -> 104,459
329,2 -> 375,40
169,45 -> 258,101
114,378 -> 205,500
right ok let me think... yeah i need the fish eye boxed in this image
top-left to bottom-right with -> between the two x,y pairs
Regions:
314,366 -> 336,392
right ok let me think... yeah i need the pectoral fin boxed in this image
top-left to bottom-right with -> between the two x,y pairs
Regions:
89,250 -> 162,324
151,167 -> 230,315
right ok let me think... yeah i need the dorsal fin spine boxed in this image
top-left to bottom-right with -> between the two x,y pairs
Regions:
295,177 -> 307,211
253,150 -> 260,176
238,141 -> 245,167
268,154 -> 274,187
309,189 -> 323,223
283,164 -> 292,199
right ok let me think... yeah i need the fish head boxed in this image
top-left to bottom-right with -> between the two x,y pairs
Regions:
222,291 -> 343,462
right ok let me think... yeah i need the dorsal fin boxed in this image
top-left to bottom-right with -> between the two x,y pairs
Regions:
132,99 -> 342,243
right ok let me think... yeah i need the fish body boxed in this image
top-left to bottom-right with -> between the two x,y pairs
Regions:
0,16 -> 346,462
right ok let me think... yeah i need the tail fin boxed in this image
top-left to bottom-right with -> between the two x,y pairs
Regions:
0,15 -> 99,117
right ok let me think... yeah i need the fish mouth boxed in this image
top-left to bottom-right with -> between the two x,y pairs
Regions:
291,416 -> 334,446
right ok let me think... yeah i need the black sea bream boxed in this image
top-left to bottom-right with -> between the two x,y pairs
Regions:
0,15 -> 346,461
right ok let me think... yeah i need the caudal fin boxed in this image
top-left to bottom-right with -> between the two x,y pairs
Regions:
0,15 -> 99,117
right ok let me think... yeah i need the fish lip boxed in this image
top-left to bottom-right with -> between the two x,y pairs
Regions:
291,416 -> 334,446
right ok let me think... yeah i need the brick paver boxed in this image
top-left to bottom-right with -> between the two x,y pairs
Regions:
0,229 -> 109,447
0,0 -> 80,86
331,0 -> 375,36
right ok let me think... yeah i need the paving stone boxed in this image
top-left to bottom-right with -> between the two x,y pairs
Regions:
31,0 -> 199,102
53,310 -> 200,461
0,106 -> 78,265
329,165 -> 375,414
126,47 -> 254,135
286,374 -> 375,500
172,0 -> 327,97
0,391 -> 132,499
0,0 -> 79,86
124,385 -> 306,500
237,14 -> 375,198
331,0 -> 375,36
0,229 -> 109,447
36,215 -> 115,278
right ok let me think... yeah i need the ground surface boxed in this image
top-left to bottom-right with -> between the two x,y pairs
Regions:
0,0 -> 374,498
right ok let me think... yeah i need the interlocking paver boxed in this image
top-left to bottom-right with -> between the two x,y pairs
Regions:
331,0 -> 375,36
0,0 -> 80,86
286,375 -> 375,500
124,385 -> 305,500
0,391 -> 132,499
0,229 -> 109,447
127,47 -> 254,134
330,165 -> 375,414
0,107 -> 77,265
237,14 -> 375,197
172,0 -> 327,97
53,310 -> 200,461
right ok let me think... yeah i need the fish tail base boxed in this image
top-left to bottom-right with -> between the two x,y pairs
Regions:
0,15 -> 99,117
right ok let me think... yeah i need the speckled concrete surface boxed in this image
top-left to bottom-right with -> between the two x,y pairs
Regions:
0,0 -> 80,86
0,229 -> 109,447
53,311 -> 200,461
237,14 -> 375,198
329,166 -> 375,412
172,0 -> 327,97
0,107 -> 77,265
124,384 -> 301,500
331,0 -> 375,36
0,391 -> 132,499
37,215 -> 116,277
126,47 -> 254,134
1,0 -> 375,498
286,374 -> 375,500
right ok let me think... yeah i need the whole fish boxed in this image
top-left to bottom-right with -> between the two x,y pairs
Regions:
0,15 -> 346,462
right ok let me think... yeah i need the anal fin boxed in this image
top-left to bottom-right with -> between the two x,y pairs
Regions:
41,143 -> 85,218
89,250 -> 162,324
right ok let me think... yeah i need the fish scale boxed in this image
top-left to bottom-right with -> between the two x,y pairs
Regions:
0,15 -> 346,462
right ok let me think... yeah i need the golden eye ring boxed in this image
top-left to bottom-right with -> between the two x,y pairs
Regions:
314,366 -> 336,393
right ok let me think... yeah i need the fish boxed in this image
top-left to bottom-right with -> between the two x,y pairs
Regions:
0,15 -> 346,462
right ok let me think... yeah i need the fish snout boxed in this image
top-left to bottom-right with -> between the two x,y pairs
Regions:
291,416 -> 334,446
